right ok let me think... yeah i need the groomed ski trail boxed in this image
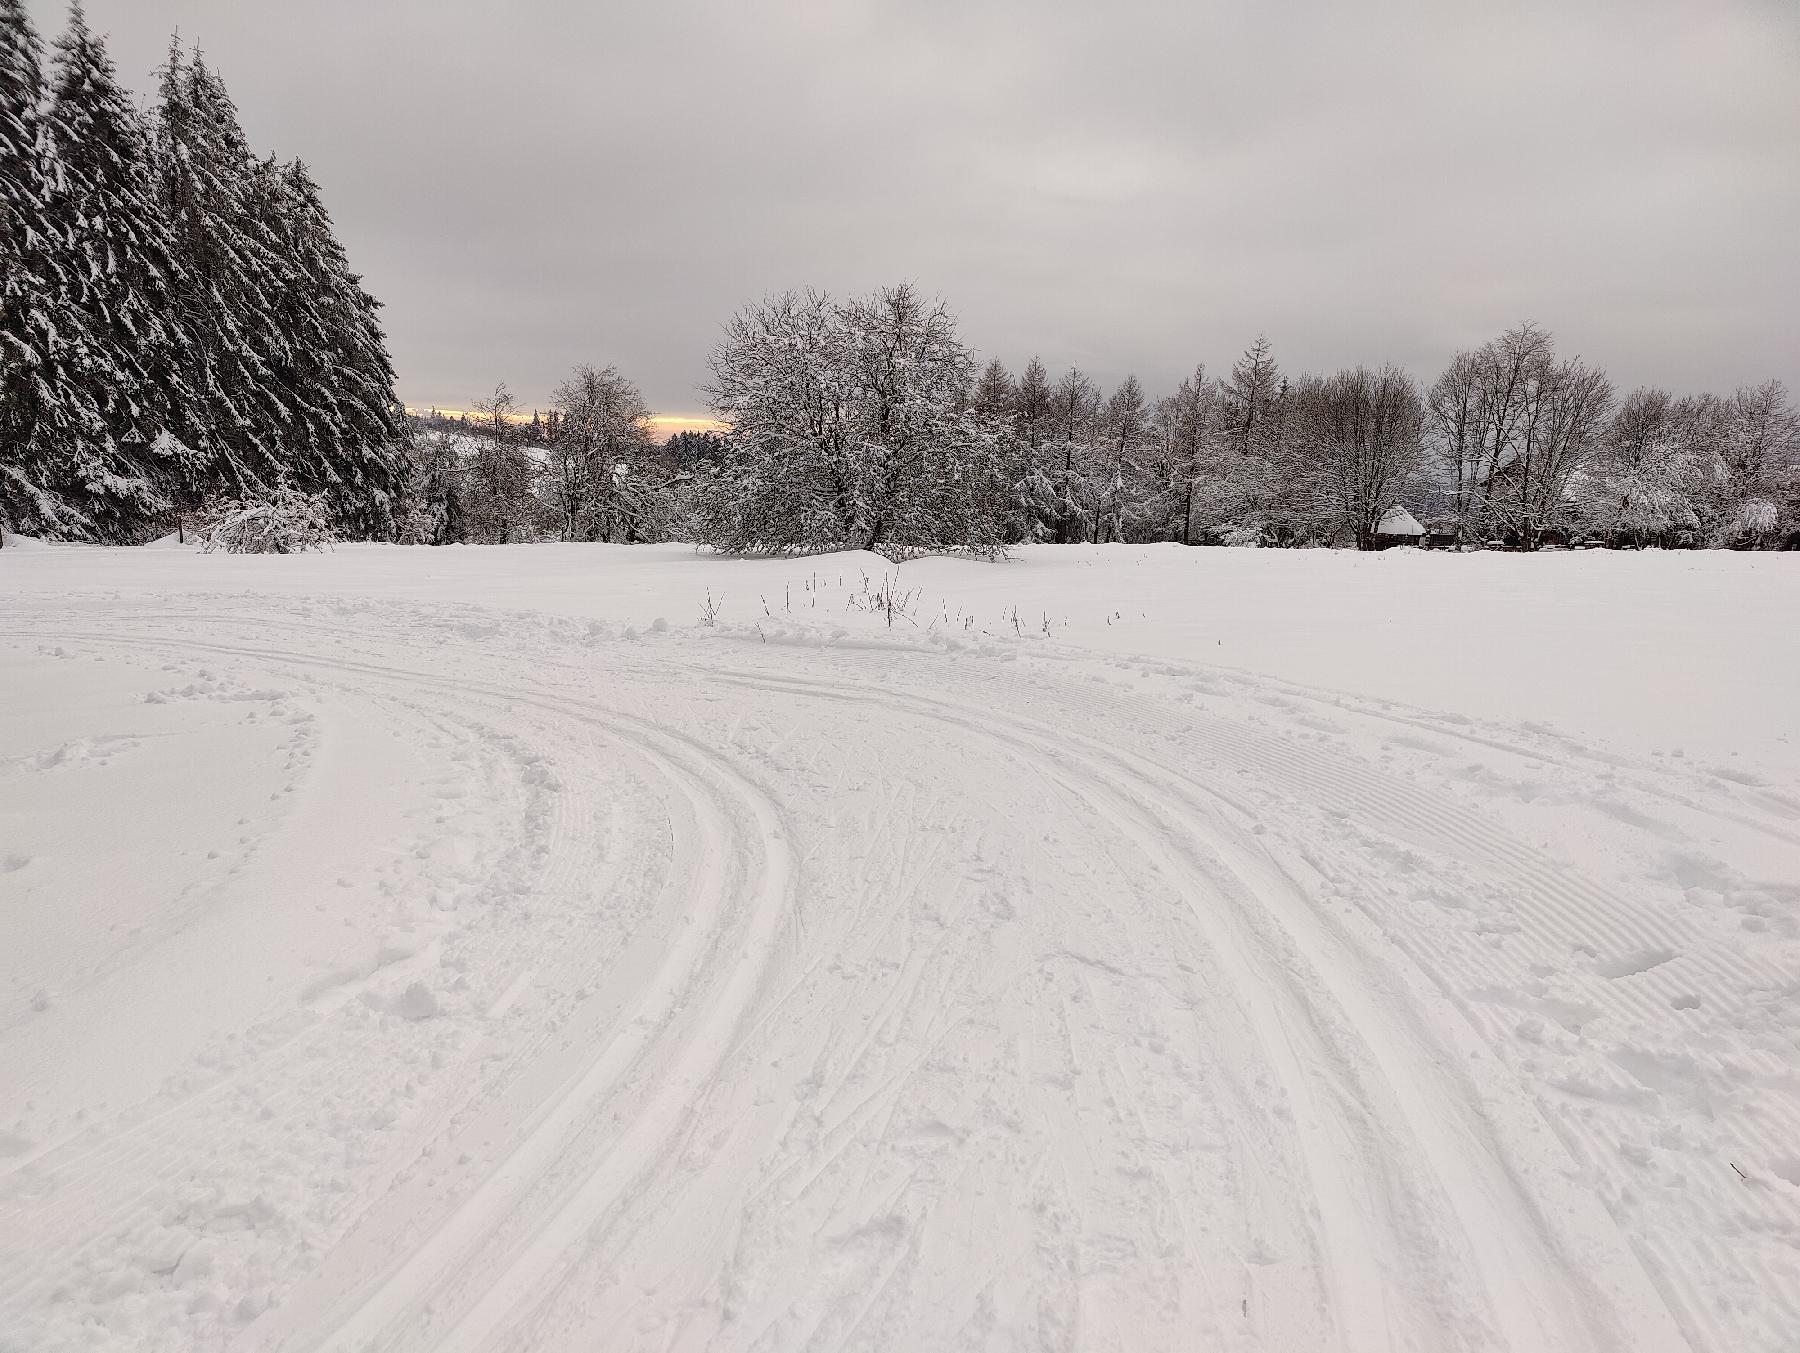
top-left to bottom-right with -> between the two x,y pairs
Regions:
5,561 -> 1796,1353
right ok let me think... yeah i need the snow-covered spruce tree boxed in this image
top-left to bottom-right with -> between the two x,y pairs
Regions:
153,45 -> 296,503
257,160 -> 403,536
0,0 -> 106,541
40,4 -> 200,541
144,45 -> 401,538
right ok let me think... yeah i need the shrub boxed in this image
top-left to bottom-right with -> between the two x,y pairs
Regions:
196,484 -> 335,554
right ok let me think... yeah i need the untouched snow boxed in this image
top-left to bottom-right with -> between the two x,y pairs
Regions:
1,542 -> 1797,1352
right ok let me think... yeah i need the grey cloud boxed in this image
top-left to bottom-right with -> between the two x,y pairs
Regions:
32,0 -> 1800,414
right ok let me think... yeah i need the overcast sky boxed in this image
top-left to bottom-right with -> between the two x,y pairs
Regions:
31,0 -> 1800,418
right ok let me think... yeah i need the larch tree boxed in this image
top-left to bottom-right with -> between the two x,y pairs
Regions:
1218,336 -> 1298,539
1034,365 -> 1099,542
1150,365 -> 1221,544
1012,357 -> 1051,455
972,358 -> 1014,418
1096,374 -> 1151,542
1004,356 -> 1059,540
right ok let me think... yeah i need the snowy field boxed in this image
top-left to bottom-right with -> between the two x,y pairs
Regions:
2,541 -> 1798,1353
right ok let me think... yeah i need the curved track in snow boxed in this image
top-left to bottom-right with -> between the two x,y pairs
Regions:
4,575 -> 1797,1353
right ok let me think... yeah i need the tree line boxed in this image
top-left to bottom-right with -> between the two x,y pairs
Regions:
696,289 -> 1799,555
5,0 -> 1792,563
0,1 -> 401,545
438,285 -> 1796,558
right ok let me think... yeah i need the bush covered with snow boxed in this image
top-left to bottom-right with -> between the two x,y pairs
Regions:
698,285 -> 1014,561
1724,497 -> 1781,549
195,486 -> 336,554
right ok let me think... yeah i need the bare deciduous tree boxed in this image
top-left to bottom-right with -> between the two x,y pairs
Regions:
1710,380 -> 1800,545
462,383 -> 541,542
550,364 -> 654,542
1582,387 -> 1705,546
1299,364 -> 1424,549
1426,324 -> 1611,548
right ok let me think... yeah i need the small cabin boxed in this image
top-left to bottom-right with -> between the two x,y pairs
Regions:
1372,505 -> 1425,549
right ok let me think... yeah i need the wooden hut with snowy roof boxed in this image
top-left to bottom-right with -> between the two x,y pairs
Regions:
1372,505 -> 1425,549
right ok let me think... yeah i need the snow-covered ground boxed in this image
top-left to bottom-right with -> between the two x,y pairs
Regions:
2,542 -> 1797,1353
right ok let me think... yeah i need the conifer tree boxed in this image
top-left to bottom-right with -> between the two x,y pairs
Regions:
0,0 -> 103,540
154,45 -> 295,497
42,3 -> 198,538
264,159 -> 402,533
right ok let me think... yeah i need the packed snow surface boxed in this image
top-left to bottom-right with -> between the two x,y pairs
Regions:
2,542 -> 1797,1353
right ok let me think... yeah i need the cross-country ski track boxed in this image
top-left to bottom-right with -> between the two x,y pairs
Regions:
3,544 -> 1798,1352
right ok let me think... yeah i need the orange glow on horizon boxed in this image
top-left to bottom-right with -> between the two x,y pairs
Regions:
404,407 -> 727,444
645,415 -> 728,442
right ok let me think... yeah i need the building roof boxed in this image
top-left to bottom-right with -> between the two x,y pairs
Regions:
1375,505 -> 1425,536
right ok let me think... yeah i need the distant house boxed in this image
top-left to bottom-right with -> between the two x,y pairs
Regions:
1372,505 -> 1425,549
1422,516 -> 1464,549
